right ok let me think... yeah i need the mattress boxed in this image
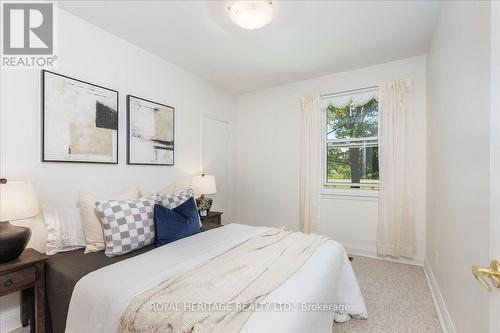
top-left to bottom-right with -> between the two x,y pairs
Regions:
45,245 -> 154,333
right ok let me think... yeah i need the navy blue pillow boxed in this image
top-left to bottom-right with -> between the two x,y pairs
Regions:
154,197 -> 200,246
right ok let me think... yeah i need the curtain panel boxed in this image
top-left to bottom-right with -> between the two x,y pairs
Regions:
377,79 -> 416,258
299,96 -> 320,234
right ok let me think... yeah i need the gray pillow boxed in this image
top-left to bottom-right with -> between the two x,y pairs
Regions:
156,189 -> 195,208
148,189 -> 201,228
95,198 -> 156,257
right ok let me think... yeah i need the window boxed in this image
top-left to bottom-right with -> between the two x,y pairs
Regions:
322,87 -> 379,190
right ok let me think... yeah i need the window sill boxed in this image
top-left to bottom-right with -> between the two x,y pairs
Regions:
320,188 -> 379,200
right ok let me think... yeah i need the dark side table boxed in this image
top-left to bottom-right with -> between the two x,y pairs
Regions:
200,211 -> 223,231
0,248 -> 47,333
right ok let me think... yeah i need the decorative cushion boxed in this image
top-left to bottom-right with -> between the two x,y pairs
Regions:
42,206 -> 86,255
154,189 -> 201,227
95,198 -> 156,257
156,189 -> 194,208
79,187 -> 140,253
154,197 -> 200,246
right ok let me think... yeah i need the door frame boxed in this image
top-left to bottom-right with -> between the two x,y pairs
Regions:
201,116 -> 233,224
490,2 -> 500,331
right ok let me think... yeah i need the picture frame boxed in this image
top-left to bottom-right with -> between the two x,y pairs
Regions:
41,70 -> 119,164
126,95 -> 175,166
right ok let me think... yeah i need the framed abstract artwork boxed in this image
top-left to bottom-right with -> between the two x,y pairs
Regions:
126,95 -> 175,166
42,70 -> 119,164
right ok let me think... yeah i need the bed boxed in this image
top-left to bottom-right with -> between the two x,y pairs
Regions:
45,224 -> 367,333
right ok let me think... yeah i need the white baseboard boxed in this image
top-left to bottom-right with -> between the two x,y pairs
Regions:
423,258 -> 456,333
0,306 -> 21,333
343,243 -> 424,266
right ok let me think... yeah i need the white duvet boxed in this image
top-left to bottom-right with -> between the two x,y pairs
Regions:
65,224 -> 367,333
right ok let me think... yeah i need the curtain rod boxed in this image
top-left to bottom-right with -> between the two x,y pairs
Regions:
320,85 -> 378,99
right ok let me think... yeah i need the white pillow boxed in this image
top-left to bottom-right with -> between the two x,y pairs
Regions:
159,177 -> 192,195
42,206 -> 86,255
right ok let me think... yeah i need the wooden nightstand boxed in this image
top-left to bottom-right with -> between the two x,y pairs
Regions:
0,248 -> 47,333
200,211 -> 223,232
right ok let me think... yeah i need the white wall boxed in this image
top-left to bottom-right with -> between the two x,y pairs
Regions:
426,2 -> 490,333
0,8 -> 235,332
235,55 -> 427,262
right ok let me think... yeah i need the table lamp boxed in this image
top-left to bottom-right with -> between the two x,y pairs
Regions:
192,174 -> 217,216
0,178 -> 40,263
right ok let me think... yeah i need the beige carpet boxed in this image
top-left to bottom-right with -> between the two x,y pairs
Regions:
333,256 -> 442,333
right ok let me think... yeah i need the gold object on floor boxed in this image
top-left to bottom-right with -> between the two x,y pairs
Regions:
472,260 -> 500,292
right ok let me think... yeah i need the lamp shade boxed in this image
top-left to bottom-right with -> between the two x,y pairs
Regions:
192,175 -> 217,195
0,181 -> 40,222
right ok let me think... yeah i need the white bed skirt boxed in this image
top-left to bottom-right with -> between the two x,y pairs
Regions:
66,224 -> 367,333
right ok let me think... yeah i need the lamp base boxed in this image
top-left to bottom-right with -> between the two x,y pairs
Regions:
0,221 -> 31,263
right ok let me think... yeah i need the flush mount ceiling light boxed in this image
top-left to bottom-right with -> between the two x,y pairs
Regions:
227,1 -> 274,30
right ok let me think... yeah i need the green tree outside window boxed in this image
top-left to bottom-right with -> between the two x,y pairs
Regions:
325,97 -> 379,189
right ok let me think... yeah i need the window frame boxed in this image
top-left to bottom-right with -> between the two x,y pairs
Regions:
320,86 -> 380,198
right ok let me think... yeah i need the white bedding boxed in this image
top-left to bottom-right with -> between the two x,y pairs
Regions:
65,224 -> 367,333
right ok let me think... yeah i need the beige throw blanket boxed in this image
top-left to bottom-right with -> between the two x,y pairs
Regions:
119,228 -> 329,333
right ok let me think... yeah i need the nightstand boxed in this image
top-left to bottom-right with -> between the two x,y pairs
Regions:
200,211 -> 223,232
0,248 -> 47,333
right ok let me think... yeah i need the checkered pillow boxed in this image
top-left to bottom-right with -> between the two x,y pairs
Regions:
95,198 -> 156,257
148,189 -> 201,228
157,189 -> 195,208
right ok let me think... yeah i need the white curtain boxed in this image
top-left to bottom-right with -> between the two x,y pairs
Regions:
377,79 -> 416,258
299,96 -> 320,234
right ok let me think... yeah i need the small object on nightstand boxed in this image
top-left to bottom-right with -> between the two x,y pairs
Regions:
200,211 -> 223,232
0,248 -> 47,333
192,174 -> 217,216
0,178 -> 40,263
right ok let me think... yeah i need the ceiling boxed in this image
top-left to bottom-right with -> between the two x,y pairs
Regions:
58,1 -> 441,94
